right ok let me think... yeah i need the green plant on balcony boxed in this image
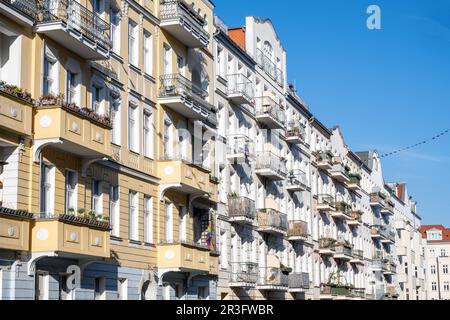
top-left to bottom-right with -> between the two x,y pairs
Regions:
378,191 -> 387,200
228,191 -> 239,199
336,201 -> 351,213
0,80 -> 33,103
210,175 -> 219,183
280,264 -> 293,275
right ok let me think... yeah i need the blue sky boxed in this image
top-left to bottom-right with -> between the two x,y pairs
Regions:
214,0 -> 450,226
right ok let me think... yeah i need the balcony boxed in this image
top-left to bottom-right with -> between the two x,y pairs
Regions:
370,192 -> 387,208
316,194 -> 335,212
320,285 -> 351,300
330,201 -> 352,220
226,134 -> 252,163
288,272 -> 310,292
330,162 -> 350,184
286,170 -> 308,192
31,213 -> 110,258
350,249 -> 364,265
33,103 -> 112,159
228,196 -> 256,225
397,246 -> 407,256
35,0 -> 110,59
381,199 -> 395,216
370,225 -> 395,243
254,96 -> 285,129
256,49 -> 284,87
284,122 -> 306,145
257,209 -> 287,236
318,237 -> 336,255
229,262 -> 258,288
159,0 -> 210,48
372,252 -> 396,275
346,173 -> 361,191
0,0 -> 36,26
347,211 -> 363,227
255,151 -> 287,180
157,159 -> 216,200
257,267 -> 289,291
314,151 -> 333,171
0,207 -> 34,251
226,74 -> 254,106
157,241 -> 218,275
158,74 -> 215,122
333,244 -> 353,261
287,220 -> 309,242
0,83 -> 33,136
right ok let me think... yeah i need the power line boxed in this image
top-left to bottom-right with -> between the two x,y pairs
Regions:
379,128 -> 450,159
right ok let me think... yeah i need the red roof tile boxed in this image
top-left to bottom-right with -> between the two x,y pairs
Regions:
421,225 -> 450,241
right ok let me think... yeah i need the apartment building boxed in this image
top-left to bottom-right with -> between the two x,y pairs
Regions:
388,183 -> 426,300
0,0 -> 219,300
0,0 -> 428,301
421,225 -> 450,300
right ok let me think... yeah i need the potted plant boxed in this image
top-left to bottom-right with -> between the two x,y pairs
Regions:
228,191 -> 239,199
280,264 -> 293,275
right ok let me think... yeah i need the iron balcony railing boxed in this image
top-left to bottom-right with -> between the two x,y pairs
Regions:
371,225 -> 395,241
285,121 -> 306,141
321,285 -> 351,296
258,267 -> 289,287
287,169 -> 308,188
255,151 -> 287,177
288,272 -> 310,289
159,73 -> 207,99
1,0 -> 37,18
229,262 -> 258,284
348,173 -> 361,186
335,245 -> 352,256
159,0 -> 209,43
257,209 -> 288,232
254,95 -> 285,125
317,194 -> 335,208
256,48 -> 284,86
370,192 -> 387,207
39,0 -> 110,50
288,220 -> 309,238
227,134 -> 252,157
352,249 -> 364,259
228,196 -> 256,220
316,151 -> 333,164
227,73 -> 254,102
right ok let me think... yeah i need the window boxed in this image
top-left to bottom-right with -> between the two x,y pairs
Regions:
65,170 -> 77,213
110,185 -> 120,237
43,52 -> 57,96
143,111 -> 154,158
165,202 -> 173,242
93,0 -> 103,15
94,277 -> 106,300
197,286 -> 208,300
0,32 -> 20,85
40,163 -> 55,217
431,265 -> 436,274
143,31 -> 153,75
444,265 -> 449,274
216,46 -> 225,78
128,20 -> 138,66
92,85 -> 103,114
118,278 -> 128,300
432,282 -> 437,291
92,180 -> 103,214
144,196 -> 153,243
178,206 -> 186,242
129,191 -> 139,241
66,71 -> 79,104
110,96 -> 121,145
220,231 -> 228,270
163,44 -> 172,75
128,102 -> 139,153
444,282 -> 450,292
429,249 -> 435,258
405,262 -> 408,275
110,8 -> 120,53
441,249 -> 446,257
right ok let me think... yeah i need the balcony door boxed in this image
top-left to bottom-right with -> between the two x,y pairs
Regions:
177,55 -> 185,77
68,0 -> 82,32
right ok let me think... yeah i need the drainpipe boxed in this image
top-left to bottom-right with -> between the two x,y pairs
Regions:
436,256 -> 442,300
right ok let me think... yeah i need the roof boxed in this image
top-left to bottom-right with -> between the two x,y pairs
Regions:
420,225 -> 450,240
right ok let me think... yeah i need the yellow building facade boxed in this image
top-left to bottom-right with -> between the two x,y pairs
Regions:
0,0 -> 218,300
